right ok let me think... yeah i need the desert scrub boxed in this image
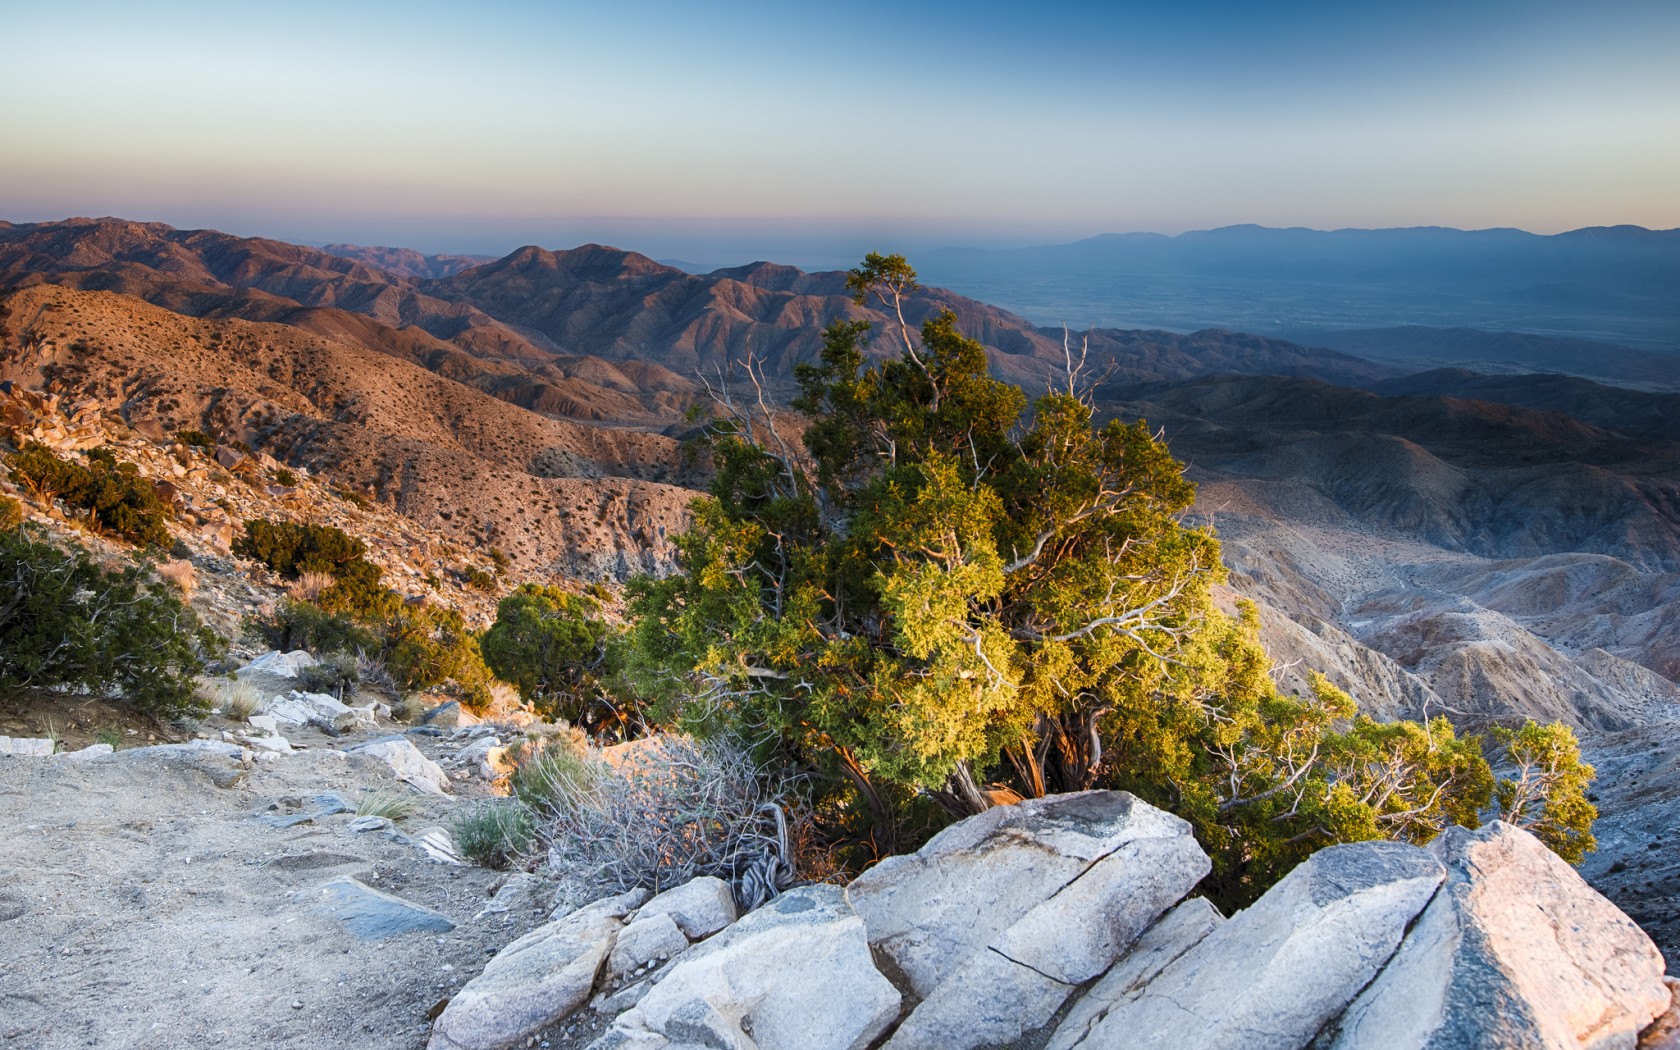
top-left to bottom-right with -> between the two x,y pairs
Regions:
298,651 -> 360,698
0,526 -> 216,718
450,800 -> 536,870
356,789 -> 419,822
209,680 -> 265,721
0,494 -> 21,531
509,728 -> 601,817
530,734 -> 801,909
154,558 -> 197,599
6,443 -> 172,546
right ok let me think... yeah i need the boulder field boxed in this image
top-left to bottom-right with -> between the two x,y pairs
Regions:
432,790 -> 1679,1050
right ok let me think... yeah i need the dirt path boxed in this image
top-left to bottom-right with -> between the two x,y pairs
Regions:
0,733 -> 543,1049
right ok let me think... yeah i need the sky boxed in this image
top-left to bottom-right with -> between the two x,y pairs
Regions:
3,0 -> 1678,264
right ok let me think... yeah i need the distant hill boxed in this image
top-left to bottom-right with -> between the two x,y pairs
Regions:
1287,327 -> 1680,392
1368,369 -> 1680,441
319,243 -> 496,280
918,224 -> 1680,351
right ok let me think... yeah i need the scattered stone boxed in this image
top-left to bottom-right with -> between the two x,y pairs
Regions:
318,876 -> 457,940
608,911 -> 689,978
247,714 -> 279,734
1323,822 -> 1671,1049
412,827 -> 465,865
424,701 -> 480,728
598,885 -> 900,1050
1067,840 -> 1444,1050
429,890 -> 644,1050
634,876 -> 737,940
347,815 -> 394,833
0,737 -> 55,757
348,737 -> 452,794
242,734 -> 293,754
236,650 -> 316,679
57,743 -> 115,761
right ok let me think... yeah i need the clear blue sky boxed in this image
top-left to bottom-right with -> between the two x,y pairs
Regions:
3,0 -> 1677,260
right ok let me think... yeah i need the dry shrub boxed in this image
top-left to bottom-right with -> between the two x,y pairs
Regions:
287,570 -> 336,603
529,734 -> 801,910
155,558 -> 197,599
202,679 -> 264,721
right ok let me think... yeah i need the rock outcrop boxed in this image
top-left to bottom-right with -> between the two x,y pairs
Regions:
427,794 -> 1672,1050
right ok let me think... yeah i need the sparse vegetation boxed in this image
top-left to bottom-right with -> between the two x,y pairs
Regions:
175,429 -> 215,450
215,680 -> 264,721
0,526 -> 216,718
298,651 -> 360,699
154,558 -> 196,599
356,789 -> 419,822
449,800 -> 536,870
461,565 -> 497,593
482,585 -> 636,737
0,495 -> 21,532
7,443 -> 173,546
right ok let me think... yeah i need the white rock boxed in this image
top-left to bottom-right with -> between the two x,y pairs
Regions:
349,737 -> 451,795
598,885 -> 900,1050
242,734 -> 293,754
236,650 -> 317,679
0,736 -> 54,757
247,714 -> 279,733
635,876 -> 738,940
1067,840 -> 1445,1050
58,743 -> 115,761
1323,822 -> 1671,1050
608,911 -> 689,978
881,796 -> 1211,1050
412,827 -> 463,865
1046,897 -> 1225,1050
429,890 -> 644,1050
847,790 -> 1198,998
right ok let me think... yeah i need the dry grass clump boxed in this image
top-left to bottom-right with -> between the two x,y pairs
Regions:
286,571 -> 335,602
514,733 -> 800,910
154,558 -> 197,599
449,801 -> 536,870
203,680 -> 265,721
356,789 -> 419,822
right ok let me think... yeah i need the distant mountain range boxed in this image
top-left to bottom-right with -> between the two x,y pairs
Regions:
918,224 -> 1680,351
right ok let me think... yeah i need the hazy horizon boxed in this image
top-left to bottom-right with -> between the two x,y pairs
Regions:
5,0 -> 1678,258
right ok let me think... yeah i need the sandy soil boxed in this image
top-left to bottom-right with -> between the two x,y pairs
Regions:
0,729 -> 543,1049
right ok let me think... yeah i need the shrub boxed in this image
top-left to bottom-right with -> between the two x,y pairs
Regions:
461,565 -> 497,593
287,571 -> 336,603
298,651 -> 360,698
7,443 -> 172,546
218,681 -> 265,721
0,495 -> 20,531
256,599 -> 378,656
154,558 -> 197,599
510,728 -> 600,815
176,430 -> 215,450
450,801 -> 536,870
234,519 -> 366,578
0,527 -> 216,718
531,735 -> 800,909
482,585 -> 636,736
270,467 -> 298,487
356,789 -> 419,822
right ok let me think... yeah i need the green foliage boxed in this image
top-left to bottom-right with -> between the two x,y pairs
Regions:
379,602 -> 495,709
0,527 -> 215,718
461,565 -> 498,593
627,253 -> 1596,898
256,599 -> 378,656
298,651 -> 360,698
0,494 -> 21,532
7,443 -> 172,546
269,467 -> 298,487
450,800 -> 536,870
234,519 -> 366,578
1490,721 -> 1598,863
482,585 -> 635,736
176,430 -> 215,450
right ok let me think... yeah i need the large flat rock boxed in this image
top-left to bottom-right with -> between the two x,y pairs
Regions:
1323,821 -> 1671,1050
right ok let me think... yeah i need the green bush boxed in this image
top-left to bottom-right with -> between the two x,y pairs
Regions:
298,651 -> 360,698
0,495 -> 21,532
270,467 -> 298,487
256,599 -> 378,656
461,565 -> 497,593
482,585 -> 635,736
234,519 -> 366,578
449,801 -> 536,870
176,430 -> 215,450
6,444 -> 171,546
0,527 -> 216,717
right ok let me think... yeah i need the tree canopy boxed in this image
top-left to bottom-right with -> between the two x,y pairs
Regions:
627,253 -> 1596,902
